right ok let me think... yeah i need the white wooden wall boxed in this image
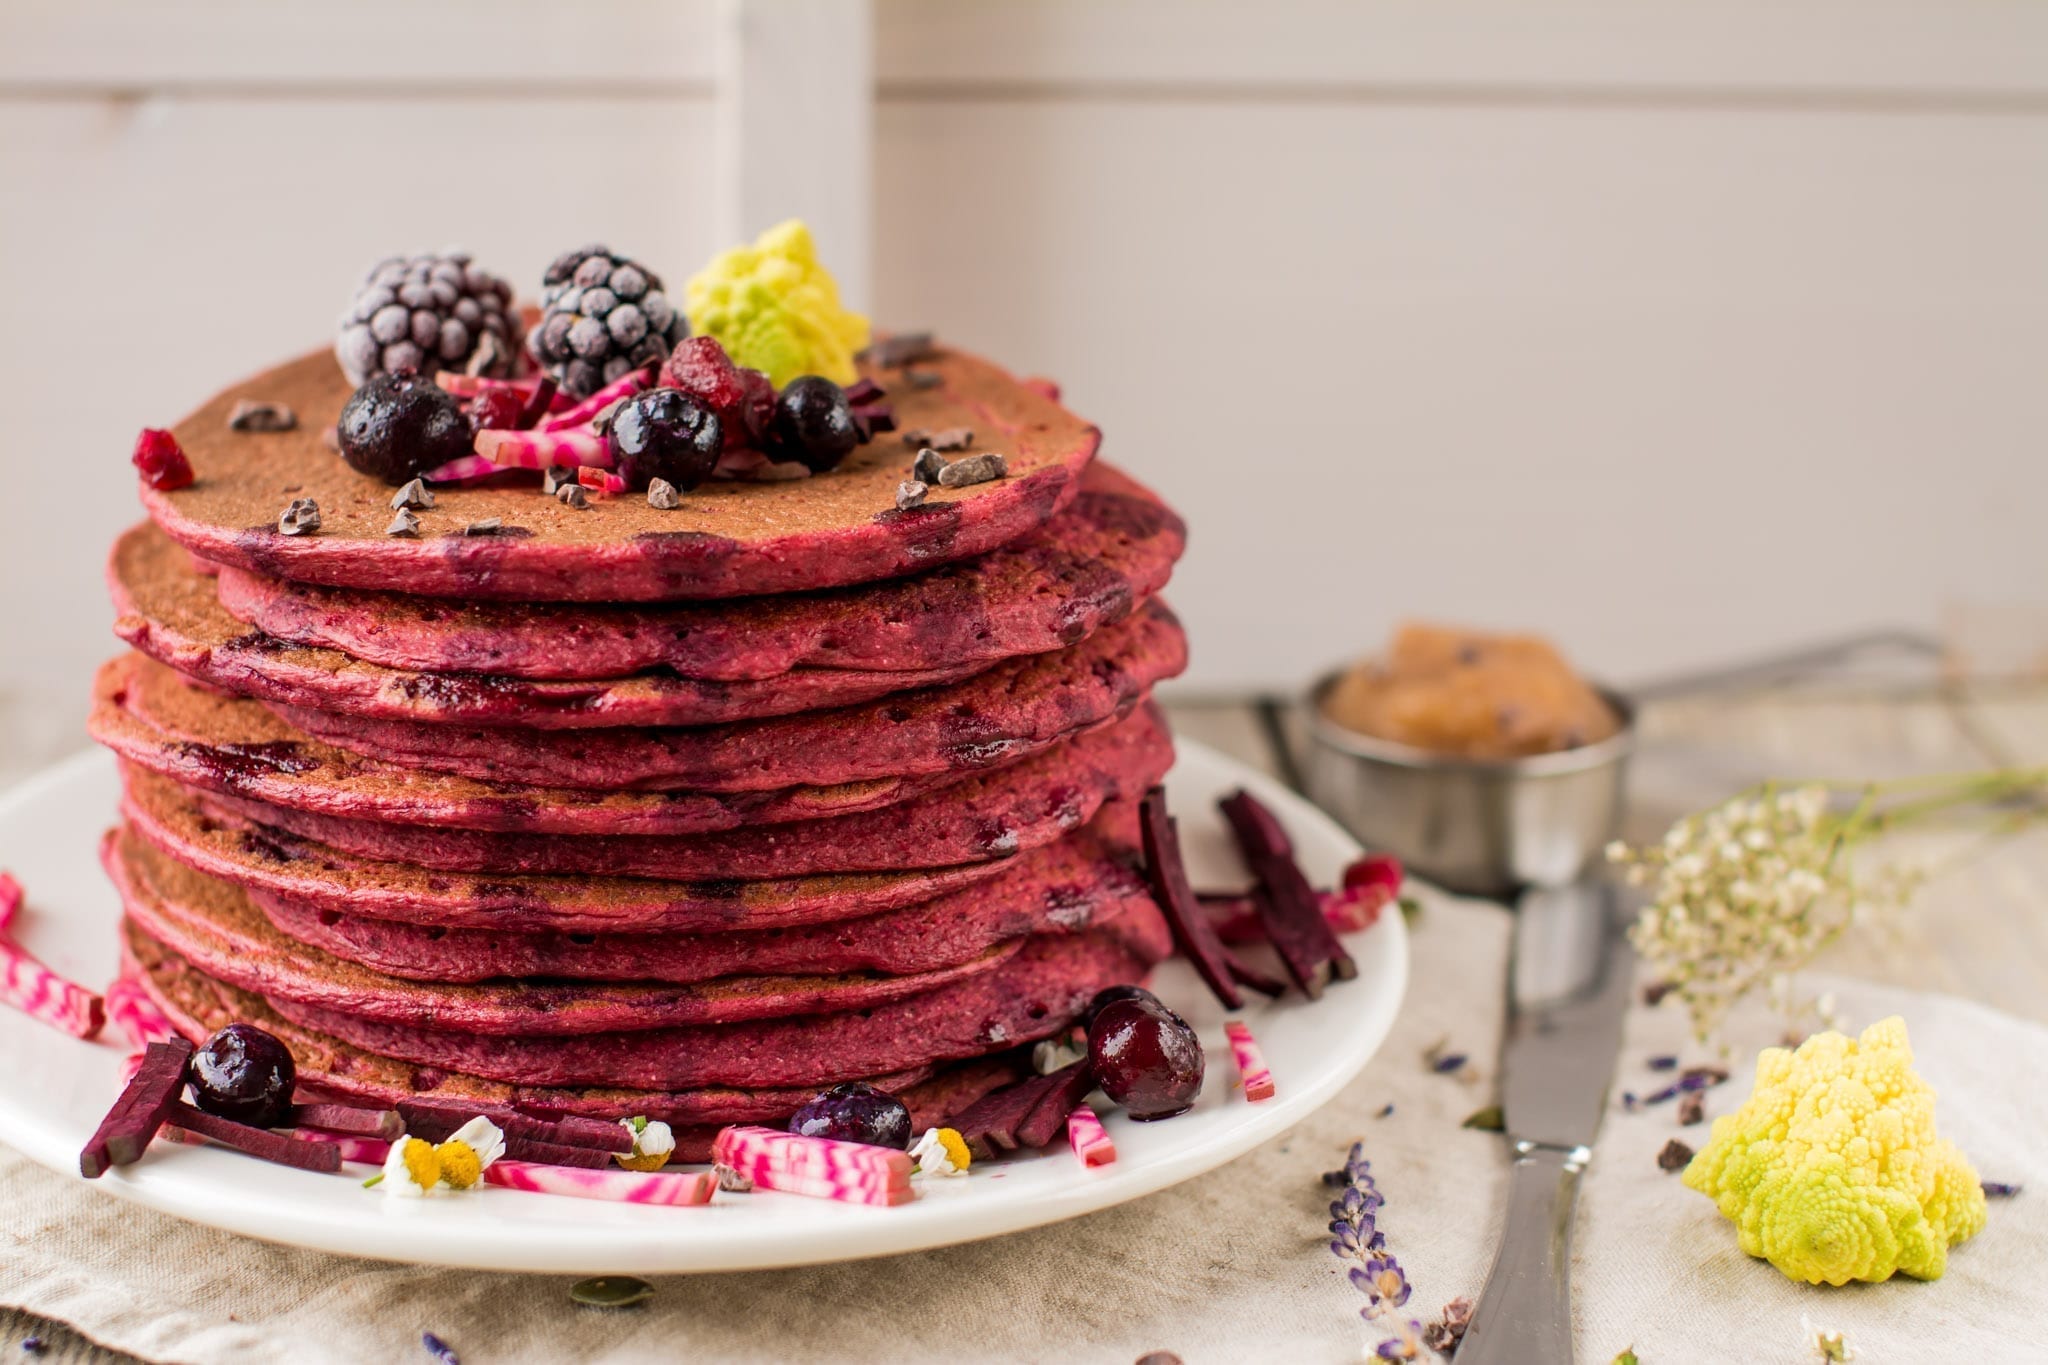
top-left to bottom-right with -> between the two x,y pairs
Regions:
3,1 -> 2046,771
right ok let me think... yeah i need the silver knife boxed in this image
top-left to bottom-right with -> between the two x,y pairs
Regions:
1456,880 -> 1635,1365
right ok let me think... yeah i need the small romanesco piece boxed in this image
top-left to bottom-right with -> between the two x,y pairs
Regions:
1681,1016 -> 1986,1286
685,220 -> 869,387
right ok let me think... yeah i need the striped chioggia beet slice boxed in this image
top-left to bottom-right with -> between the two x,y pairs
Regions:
541,370 -> 651,432
0,871 -> 19,932
80,1037 -> 194,1177
485,1160 -> 716,1206
713,1126 -> 913,1178
1224,1020 -> 1275,1102
1,935 -> 105,1040
714,1158 -> 913,1207
712,1126 -> 913,1204
1066,1105 -> 1116,1168
106,975 -> 177,1050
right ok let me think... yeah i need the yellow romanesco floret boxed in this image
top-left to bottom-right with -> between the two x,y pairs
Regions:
685,220 -> 869,387
1681,1016 -> 1986,1285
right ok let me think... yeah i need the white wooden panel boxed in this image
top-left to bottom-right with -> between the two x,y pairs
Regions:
714,0 -> 874,307
879,0 -> 2048,97
873,96 -> 2048,692
0,0 -> 717,90
0,95 -> 719,735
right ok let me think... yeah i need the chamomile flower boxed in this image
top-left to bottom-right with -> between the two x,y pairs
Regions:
375,1116 -> 505,1198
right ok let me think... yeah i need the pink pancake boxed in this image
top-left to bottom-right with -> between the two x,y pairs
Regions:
263,911 -> 1172,1091
162,703 -> 1172,879
140,344 -> 1096,601
126,925 -> 1021,1150
108,830 -> 1031,1034
119,763 -> 1048,934
210,462 -> 1182,683
92,652 -> 990,836
267,602 -> 1184,791
113,520 -> 990,730
250,843 -> 1148,983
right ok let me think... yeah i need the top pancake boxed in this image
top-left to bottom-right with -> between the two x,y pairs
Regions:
141,345 -> 1099,601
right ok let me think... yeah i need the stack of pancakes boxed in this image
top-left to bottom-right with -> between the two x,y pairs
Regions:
91,344 -> 1187,1158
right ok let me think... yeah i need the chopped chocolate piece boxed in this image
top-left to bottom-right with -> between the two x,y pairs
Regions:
714,1163 -> 754,1193
385,509 -> 419,538
952,1061 -> 1095,1159
1138,787 -> 1244,1009
80,1037 -> 193,1178
895,480 -> 928,511
590,397 -> 627,436
277,498 -> 321,536
463,518 -> 503,536
288,1102 -> 403,1140
170,1101 -> 343,1173
646,478 -> 681,510
902,367 -> 943,390
557,483 -> 590,510
227,400 -> 297,434
936,453 -> 1007,488
1218,789 -> 1357,998
865,332 -> 935,368
1657,1139 -> 1695,1173
911,447 -> 947,483
1677,1092 -> 1705,1126
390,477 -> 434,511
541,465 -> 576,495
900,427 -> 972,453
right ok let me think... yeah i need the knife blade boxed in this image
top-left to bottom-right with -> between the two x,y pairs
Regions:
1455,880 -> 1634,1365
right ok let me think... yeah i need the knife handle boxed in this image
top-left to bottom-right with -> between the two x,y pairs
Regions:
1455,1141 -> 1587,1365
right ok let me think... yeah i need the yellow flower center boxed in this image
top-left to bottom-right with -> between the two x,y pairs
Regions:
934,1127 -> 971,1172
399,1137 -> 441,1191
434,1138 -> 482,1190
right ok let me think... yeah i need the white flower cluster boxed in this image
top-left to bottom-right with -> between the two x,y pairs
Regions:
1609,786 -> 1914,1039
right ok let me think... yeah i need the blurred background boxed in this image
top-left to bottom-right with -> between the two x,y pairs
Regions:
3,0 -> 2046,777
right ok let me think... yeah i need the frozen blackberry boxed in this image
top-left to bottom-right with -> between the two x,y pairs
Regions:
335,251 -> 521,385
529,244 -> 687,399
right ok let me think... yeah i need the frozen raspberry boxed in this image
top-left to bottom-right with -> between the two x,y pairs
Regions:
336,250 -> 521,385
132,428 -> 194,490
663,336 -> 774,448
529,245 -> 688,399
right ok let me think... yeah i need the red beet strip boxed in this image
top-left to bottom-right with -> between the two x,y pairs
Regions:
953,1061 -> 1097,1159
80,1037 -> 193,1178
1218,789 -> 1356,998
288,1102 -> 402,1140
169,1102 -> 343,1174
514,374 -> 561,428
1137,787 -> 1245,1009
399,1101 -> 631,1155
511,1108 -> 639,1151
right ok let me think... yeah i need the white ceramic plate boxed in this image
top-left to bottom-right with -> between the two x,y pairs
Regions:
0,742 -> 1406,1273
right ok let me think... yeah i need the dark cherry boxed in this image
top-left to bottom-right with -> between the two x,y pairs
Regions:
1087,998 -> 1204,1121
787,1081 -> 913,1150
607,387 -> 722,491
335,372 -> 472,486
186,1023 -> 296,1128
1082,984 -> 1167,1030
768,375 -> 860,472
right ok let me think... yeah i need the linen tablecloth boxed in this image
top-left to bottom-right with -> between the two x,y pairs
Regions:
3,888 -> 2041,1364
